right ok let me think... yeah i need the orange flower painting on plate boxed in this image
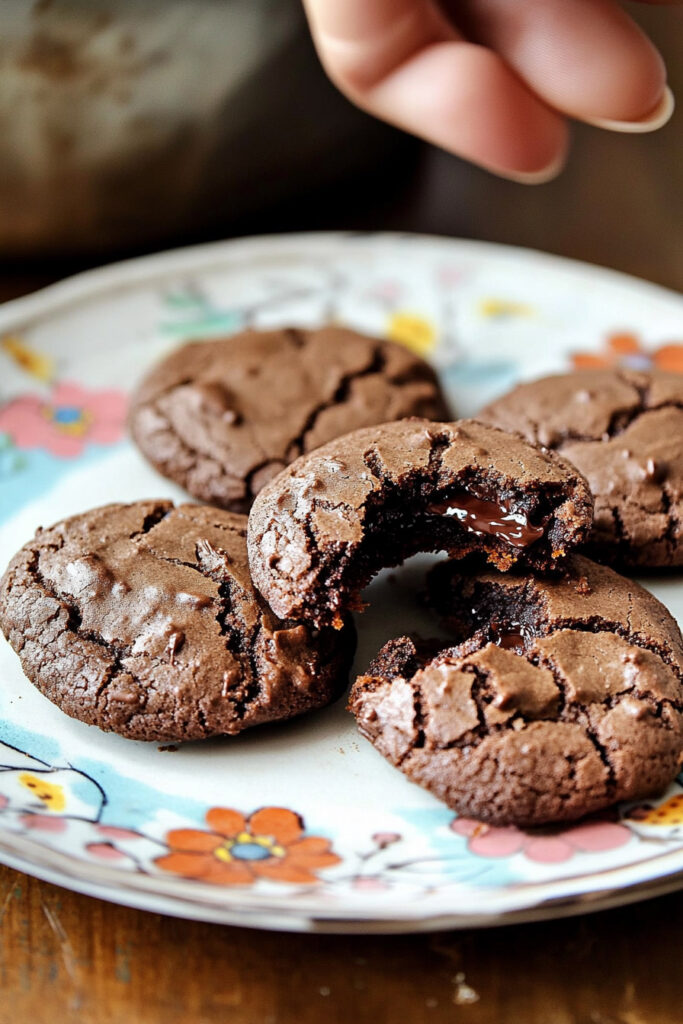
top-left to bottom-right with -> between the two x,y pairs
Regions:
572,332 -> 683,373
155,807 -> 341,887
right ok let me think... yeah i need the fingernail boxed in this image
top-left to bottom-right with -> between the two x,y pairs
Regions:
499,150 -> 567,186
583,85 -> 675,134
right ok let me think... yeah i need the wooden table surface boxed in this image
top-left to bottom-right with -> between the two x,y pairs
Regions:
1,6 -> 682,1023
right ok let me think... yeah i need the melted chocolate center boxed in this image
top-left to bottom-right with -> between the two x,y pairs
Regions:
495,630 -> 526,651
486,618 -> 528,653
429,492 -> 545,548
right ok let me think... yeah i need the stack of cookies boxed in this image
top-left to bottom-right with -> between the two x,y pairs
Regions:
2,327 -> 682,828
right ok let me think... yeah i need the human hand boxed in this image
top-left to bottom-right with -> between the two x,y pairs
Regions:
302,0 -> 676,182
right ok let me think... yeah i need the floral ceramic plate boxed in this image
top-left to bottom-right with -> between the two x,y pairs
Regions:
1,232 -> 683,934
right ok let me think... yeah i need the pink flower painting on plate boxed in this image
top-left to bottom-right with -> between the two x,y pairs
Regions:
0,381 -> 127,458
451,817 -> 632,864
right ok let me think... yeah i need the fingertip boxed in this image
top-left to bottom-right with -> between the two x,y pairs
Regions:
583,84 -> 675,133
498,148 -> 568,185
456,0 -> 669,130
591,25 -> 667,123
369,43 -> 569,180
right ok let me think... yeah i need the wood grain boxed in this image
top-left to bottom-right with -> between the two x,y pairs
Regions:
2,865 -> 683,1024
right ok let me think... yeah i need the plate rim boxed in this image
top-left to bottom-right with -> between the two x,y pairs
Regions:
0,230 -> 680,335
3,831 -> 683,934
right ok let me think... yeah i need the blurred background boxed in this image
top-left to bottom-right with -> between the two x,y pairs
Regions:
0,0 -> 681,295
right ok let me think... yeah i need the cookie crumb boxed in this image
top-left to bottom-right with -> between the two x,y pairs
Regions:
453,972 -> 480,1005
576,575 -> 592,595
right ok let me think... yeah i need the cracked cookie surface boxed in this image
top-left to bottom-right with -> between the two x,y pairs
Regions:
479,369 -> 683,566
129,327 -> 449,513
349,555 -> 683,826
0,501 -> 354,742
247,418 -> 593,629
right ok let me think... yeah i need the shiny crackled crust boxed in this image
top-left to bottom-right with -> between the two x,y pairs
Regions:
349,555 -> 683,826
0,501 -> 354,742
248,418 -> 594,629
129,327 -> 450,513
480,369 -> 683,566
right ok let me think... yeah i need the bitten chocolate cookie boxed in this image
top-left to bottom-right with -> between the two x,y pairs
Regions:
349,555 -> 683,826
0,501 -> 354,742
248,418 -> 593,629
479,369 -> 683,566
129,327 -> 449,513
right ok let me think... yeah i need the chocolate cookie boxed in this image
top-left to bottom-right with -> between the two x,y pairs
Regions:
0,501 -> 354,742
479,368 -> 683,566
129,327 -> 449,513
349,555 -> 683,826
247,418 -> 593,629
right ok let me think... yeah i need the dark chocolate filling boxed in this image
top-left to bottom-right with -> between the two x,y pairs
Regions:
492,627 -> 526,653
428,492 -> 546,548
